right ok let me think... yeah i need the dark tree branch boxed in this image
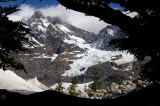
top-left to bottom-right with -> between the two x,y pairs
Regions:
57,0 -> 138,35
57,0 -> 160,82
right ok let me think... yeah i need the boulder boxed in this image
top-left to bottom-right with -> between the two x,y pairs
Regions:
119,85 -> 127,90
110,83 -> 121,93
126,85 -> 135,92
137,80 -> 147,88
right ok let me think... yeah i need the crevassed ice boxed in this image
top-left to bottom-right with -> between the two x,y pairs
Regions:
62,50 -> 134,77
62,36 -> 135,77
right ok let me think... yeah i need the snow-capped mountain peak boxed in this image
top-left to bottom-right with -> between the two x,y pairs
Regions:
31,11 -> 50,33
2,11 -> 141,92
91,25 -> 126,50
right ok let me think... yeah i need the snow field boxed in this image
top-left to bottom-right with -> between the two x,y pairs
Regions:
0,69 -> 43,92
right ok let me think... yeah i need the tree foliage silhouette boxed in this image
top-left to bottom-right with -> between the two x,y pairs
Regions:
57,0 -> 160,82
68,77 -> 81,96
0,1 -> 33,73
55,81 -> 64,93
90,70 -> 102,92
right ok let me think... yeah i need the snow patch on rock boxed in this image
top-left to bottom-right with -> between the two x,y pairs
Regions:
55,24 -> 71,33
33,53 -> 58,62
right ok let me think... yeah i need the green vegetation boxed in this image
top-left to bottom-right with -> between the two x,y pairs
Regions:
109,76 -> 124,85
0,2 -> 33,73
55,81 -> 64,93
68,77 -> 81,96
90,70 -> 102,92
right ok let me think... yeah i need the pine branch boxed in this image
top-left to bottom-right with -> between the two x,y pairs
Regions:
57,0 -> 138,35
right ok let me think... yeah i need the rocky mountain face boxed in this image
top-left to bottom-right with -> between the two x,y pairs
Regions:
91,25 -> 126,50
12,11 -> 142,87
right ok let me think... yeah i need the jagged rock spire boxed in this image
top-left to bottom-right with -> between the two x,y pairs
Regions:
31,11 -> 45,19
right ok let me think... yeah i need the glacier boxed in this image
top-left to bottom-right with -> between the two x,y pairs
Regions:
62,35 -> 135,77
0,10 -> 138,93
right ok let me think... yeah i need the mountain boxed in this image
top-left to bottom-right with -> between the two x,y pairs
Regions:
7,11 -> 142,89
91,25 -> 126,50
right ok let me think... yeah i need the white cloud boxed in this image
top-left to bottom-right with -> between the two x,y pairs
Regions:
8,4 -> 108,34
39,5 -> 108,34
8,4 -> 35,21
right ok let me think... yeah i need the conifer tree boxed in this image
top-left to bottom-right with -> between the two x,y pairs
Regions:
55,81 -> 64,93
90,70 -> 102,92
68,76 -> 81,96
0,1 -> 33,73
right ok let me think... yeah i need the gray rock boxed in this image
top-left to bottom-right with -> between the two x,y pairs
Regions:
126,85 -> 134,92
137,80 -> 148,88
110,83 -> 121,93
122,80 -> 128,85
119,85 -> 127,90
13,11 -> 143,89
138,80 -> 144,85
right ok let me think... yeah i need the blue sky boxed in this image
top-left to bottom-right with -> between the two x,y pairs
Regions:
5,0 -> 108,34
108,2 -> 124,10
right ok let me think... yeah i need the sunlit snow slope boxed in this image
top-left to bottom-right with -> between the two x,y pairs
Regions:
0,69 -> 46,92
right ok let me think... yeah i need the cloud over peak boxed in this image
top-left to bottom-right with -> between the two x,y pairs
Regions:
8,4 -> 35,21
8,4 -> 108,34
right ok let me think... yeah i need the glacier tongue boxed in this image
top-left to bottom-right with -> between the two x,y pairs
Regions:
62,36 -> 135,77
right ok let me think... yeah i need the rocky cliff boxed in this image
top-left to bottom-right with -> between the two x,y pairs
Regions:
11,11 -> 143,88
